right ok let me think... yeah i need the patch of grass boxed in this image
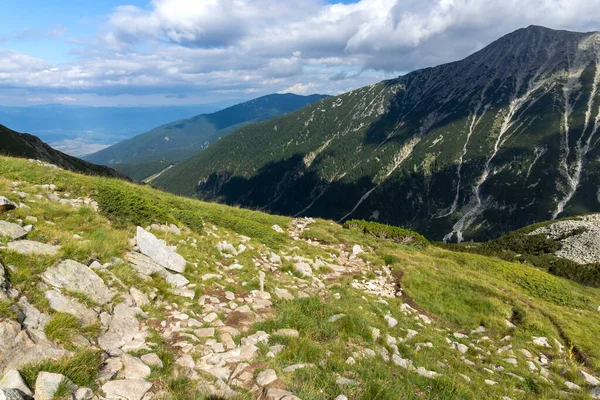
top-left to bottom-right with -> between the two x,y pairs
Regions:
44,313 -> 81,345
0,300 -> 17,319
20,350 -> 102,389
301,229 -> 338,244
53,378 -> 77,400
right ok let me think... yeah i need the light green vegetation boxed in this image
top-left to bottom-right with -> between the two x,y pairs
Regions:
0,155 -> 599,399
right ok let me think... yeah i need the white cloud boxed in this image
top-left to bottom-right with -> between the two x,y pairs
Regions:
53,96 -> 77,102
1,0 -> 600,105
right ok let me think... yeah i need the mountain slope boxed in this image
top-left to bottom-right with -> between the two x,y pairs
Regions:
155,26 -> 600,242
0,155 -> 599,399
0,124 -> 128,179
85,93 -> 328,169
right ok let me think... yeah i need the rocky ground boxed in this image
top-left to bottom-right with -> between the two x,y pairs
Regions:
0,158 -> 599,399
530,214 -> 600,264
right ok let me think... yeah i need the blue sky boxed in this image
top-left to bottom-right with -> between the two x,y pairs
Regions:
1,0 -> 599,107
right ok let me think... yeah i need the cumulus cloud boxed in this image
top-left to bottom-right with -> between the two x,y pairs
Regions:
53,96 -> 77,102
1,0 -> 600,105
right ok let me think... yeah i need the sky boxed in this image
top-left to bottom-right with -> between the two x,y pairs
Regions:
2,0 -> 600,107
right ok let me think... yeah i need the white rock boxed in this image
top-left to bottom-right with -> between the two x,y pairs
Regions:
274,288 -> 294,300
45,290 -> 98,325
0,370 -> 32,396
35,372 -> 72,400
7,240 -> 59,256
581,370 -> 600,386
166,274 -> 189,288
42,259 -> 112,305
256,369 -> 277,386
328,314 -> 346,323
101,379 -> 153,400
121,354 -> 151,380
74,387 -> 93,400
294,262 -> 313,277
136,227 -> 186,273
565,381 -> 582,390
352,245 -> 364,257
0,221 -> 27,240
129,288 -> 150,307
274,329 -> 299,338
384,315 -> 398,328
140,353 -> 163,369
0,197 -> 17,213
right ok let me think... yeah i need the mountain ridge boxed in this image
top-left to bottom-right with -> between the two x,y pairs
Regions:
154,25 -> 600,242
85,93 -> 328,170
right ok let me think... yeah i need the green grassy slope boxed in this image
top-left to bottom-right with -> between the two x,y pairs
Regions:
85,93 -> 328,169
154,26 -> 600,243
1,155 -> 599,399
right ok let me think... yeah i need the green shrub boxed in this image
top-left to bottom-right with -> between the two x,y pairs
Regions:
343,219 -> 429,247
300,229 -> 338,244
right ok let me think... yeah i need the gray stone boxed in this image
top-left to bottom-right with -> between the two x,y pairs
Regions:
17,297 -> 51,332
0,389 -> 26,400
256,369 -> 277,386
101,379 -> 153,400
98,303 -> 147,356
581,370 -> 600,386
274,329 -> 299,338
35,372 -> 72,400
126,252 -> 169,277
293,262 -> 312,277
140,353 -> 163,369
334,396 -> 348,400
194,328 -> 215,338
565,381 -> 581,390
591,387 -> 600,399
121,354 -> 151,380
136,227 -> 186,273
266,388 -> 300,400
129,288 -> 150,307
0,370 -> 32,396
0,222 -> 26,241
41,260 -> 112,305
74,387 -> 93,400
274,288 -> 294,300
0,198 -> 17,213
45,290 -> 97,325
6,240 -> 59,256
336,377 -> 360,386
166,274 -> 189,288
0,320 -> 67,374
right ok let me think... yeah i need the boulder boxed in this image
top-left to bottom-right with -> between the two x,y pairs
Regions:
129,288 -> 150,308
256,369 -> 277,386
125,253 -> 169,277
166,274 -> 189,288
98,303 -> 147,356
121,354 -> 151,380
0,389 -> 27,400
34,372 -> 73,400
581,370 -> 600,386
140,353 -> 163,369
74,387 -> 93,400
41,260 -> 112,305
266,388 -> 300,400
0,370 -> 32,396
293,262 -> 312,277
136,227 -> 186,273
6,241 -> 59,256
0,198 -> 17,214
101,380 -> 152,400
0,222 -> 27,241
45,290 -> 98,325
274,288 -> 294,300
16,297 -> 50,332
0,320 -> 68,374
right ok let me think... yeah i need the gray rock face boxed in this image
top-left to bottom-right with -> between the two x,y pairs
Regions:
34,372 -> 72,400
0,222 -> 27,241
0,320 -> 67,375
16,297 -> 50,332
0,389 -> 27,400
140,353 -> 163,369
136,227 -> 186,273
294,262 -> 313,277
0,370 -> 32,396
41,260 -> 112,305
0,264 -> 8,298
6,241 -> 60,256
256,369 -> 277,386
0,198 -> 17,213
98,303 -> 147,356
101,379 -> 153,400
126,252 -> 169,277
121,354 -> 151,380
45,290 -> 98,325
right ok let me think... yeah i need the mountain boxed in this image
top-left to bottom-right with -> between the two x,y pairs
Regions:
154,26 -> 600,242
0,104 -> 229,156
84,93 -> 328,172
0,154 -> 599,399
0,124 -> 128,179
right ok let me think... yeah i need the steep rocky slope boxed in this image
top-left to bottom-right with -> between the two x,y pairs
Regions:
0,156 -> 599,399
155,26 -> 600,242
85,94 -> 328,176
0,124 -> 128,180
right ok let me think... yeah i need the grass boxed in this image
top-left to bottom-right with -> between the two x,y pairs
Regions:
343,219 -> 429,248
0,300 -> 17,319
44,313 -> 82,346
20,350 -> 102,389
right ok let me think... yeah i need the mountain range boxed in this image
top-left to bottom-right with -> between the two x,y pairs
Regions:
153,26 -> 600,242
0,124 -> 127,180
85,94 -> 328,180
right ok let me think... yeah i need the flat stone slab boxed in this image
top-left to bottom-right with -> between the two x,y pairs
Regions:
42,260 -> 112,305
45,290 -> 98,325
136,227 -> 186,273
6,240 -> 59,256
101,379 -> 152,400
0,221 -> 27,241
